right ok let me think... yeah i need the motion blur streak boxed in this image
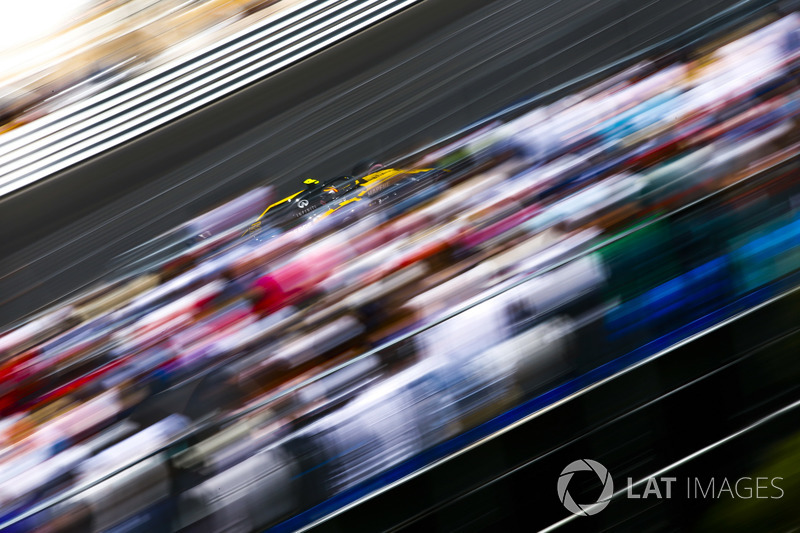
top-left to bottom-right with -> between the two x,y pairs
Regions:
2,4 -> 800,533
0,0 -> 760,324
0,0 -> 424,198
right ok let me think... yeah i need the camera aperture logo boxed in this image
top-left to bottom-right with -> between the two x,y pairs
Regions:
558,459 -> 614,516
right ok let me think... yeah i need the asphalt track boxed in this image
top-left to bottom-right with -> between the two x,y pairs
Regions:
0,0 -> 772,327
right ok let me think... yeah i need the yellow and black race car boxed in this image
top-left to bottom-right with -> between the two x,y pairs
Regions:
244,164 -> 438,236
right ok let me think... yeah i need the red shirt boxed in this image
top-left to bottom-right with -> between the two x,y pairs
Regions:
251,274 -> 288,315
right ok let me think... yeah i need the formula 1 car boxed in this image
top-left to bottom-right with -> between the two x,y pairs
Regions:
244,163 -> 438,235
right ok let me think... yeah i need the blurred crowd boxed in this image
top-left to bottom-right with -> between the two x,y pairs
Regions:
2,12 -> 800,532
0,0 -> 299,134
